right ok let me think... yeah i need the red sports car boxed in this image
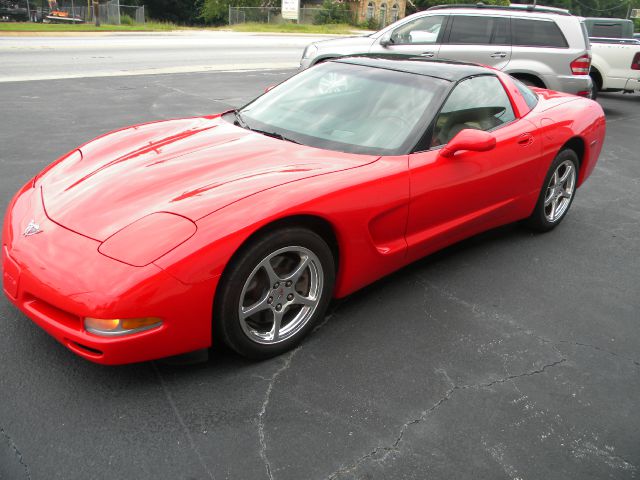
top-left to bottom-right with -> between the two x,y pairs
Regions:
2,57 -> 606,365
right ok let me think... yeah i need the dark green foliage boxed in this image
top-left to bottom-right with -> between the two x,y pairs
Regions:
141,0 -> 204,25
314,0 -> 352,24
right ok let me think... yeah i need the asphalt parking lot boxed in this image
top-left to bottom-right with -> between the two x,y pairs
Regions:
0,70 -> 638,480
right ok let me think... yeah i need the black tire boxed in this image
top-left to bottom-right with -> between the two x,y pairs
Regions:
214,227 -> 335,359
589,79 -> 599,100
589,71 -> 601,100
525,149 -> 579,232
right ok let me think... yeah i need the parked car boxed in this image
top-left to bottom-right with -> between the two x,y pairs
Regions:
3,57 -> 606,365
300,3 -> 593,97
589,37 -> 640,97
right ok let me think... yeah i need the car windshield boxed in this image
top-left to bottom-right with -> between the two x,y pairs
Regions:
230,61 -> 449,155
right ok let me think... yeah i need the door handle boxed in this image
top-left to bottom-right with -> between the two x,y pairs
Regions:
490,52 -> 507,58
517,133 -> 533,146
419,52 -> 435,58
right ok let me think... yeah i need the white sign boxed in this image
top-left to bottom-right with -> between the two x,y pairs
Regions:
631,8 -> 639,18
282,0 -> 300,20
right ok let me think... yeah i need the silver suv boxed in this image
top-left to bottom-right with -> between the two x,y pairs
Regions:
300,4 -> 593,97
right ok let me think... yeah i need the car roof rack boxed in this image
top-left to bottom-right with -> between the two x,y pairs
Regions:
427,3 -> 572,16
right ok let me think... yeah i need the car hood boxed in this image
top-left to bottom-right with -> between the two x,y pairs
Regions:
314,35 -> 376,51
40,115 -> 378,241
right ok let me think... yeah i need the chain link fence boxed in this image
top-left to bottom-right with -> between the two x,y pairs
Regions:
229,6 -> 355,25
1,0 -> 144,24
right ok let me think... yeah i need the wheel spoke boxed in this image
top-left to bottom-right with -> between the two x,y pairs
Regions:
283,255 -> 310,284
558,164 -> 573,184
561,189 -> 572,199
293,292 -> 316,307
261,259 -> 281,285
551,170 -> 559,186
544,189 -> 554,206
271,310 -> 284,341
240,295 -> 270,320
549,198 -> 558,220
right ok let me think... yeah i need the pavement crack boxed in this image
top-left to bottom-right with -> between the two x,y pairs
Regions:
419,279 -> 640,368
0,425 -> 31,480
152,362 -> 215,480
257,308 -> 341,480
326,359 -> 566,479
258,349 -> 299,480
557,340 -> 640,367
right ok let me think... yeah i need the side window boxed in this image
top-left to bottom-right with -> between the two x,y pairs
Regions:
390,15 -> 446,45
432,75 -> 516,147
446,16 -> 510,45
513,78 -> 538,111
512,18 -> 568,48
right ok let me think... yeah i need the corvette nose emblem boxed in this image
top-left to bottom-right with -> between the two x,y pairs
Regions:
23,220 -> 42,237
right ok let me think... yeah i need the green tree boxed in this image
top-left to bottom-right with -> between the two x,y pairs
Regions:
314,0 -> 352,24
201,0 -> 265,24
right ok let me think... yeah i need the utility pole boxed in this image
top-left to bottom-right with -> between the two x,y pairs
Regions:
93,0 -> 100,26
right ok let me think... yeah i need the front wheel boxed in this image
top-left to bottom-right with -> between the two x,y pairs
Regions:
525,149 -> 578,232
214,227 -> 335,359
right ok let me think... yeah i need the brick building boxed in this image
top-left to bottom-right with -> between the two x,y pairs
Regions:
351,0 -> 406,27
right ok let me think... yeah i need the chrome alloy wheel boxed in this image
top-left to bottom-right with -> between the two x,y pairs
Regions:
238,246 -> 323,345
544,160 -> 576,223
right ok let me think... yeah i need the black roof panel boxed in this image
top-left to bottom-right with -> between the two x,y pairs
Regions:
332,55 -> 491,82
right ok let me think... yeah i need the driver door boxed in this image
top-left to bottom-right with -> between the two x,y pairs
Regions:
370,14 -> 448,59
405,75 -> 540,262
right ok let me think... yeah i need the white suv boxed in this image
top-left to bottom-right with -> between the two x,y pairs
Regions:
300,3 -> 593,97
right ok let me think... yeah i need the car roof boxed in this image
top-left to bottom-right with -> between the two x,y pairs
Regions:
426,3 -> 571,16
332,55 -> 491,82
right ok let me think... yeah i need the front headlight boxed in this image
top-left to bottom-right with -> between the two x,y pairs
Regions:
302,44 -> 318,60
98,212 -> 196,267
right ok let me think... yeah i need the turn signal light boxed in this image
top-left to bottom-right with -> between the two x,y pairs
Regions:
84,317 -> 162,336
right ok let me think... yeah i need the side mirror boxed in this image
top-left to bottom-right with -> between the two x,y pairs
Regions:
264,85 -> 276,93
440,129 -> 496,158
379,31 -> 393,47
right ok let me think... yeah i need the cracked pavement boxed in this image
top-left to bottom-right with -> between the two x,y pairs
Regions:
0,71 -> 638,479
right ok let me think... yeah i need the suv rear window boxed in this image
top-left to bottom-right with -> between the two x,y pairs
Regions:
447,16 -> 510,45
512,18 -> 568,48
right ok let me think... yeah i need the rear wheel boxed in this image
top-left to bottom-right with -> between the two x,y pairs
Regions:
214,227 -> 335,359
525,149 -> 578,232
590,70 -> 602,100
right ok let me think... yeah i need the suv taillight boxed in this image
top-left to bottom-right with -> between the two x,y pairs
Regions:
570,54 -> 591,75
632,53 -> 640,71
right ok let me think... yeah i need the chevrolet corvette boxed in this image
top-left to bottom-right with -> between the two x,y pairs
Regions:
2,57 -> 606,364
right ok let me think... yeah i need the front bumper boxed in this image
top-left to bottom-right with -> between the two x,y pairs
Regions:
2,183 -> 216,365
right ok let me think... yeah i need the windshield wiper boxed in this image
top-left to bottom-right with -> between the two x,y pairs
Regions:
231,109 -> 249,129
251,128 -> 301,145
